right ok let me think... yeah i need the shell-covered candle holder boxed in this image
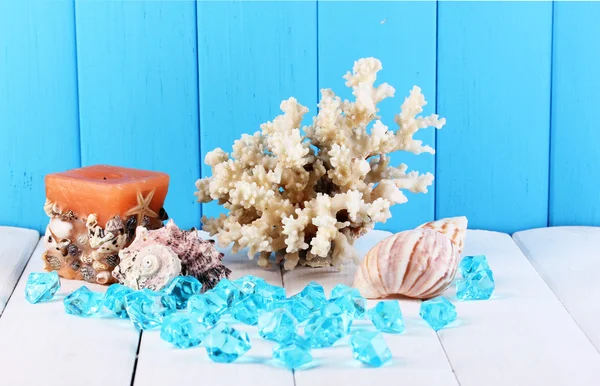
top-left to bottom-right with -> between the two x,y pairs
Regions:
353,217 -> 467,299
42,165 -> 169,284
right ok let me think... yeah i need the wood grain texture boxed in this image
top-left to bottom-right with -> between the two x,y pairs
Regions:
0,227 -> 39,315
0,0 -> 80,232
75,0 -> 200,229
0,240 -> 139,386
513,227 -> 600,351
440,230 -> 600,386
133,230 -> 293,386
197,0 -> 317,219
549,2 -> 600,226
283,230 -> 459,386
318,1 -> 437,232
436,2 -> 553,233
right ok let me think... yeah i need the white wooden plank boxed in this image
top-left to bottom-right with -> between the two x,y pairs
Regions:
0,226 -> 39,314
133,230 -> 294,386
0,240 -> 139,386
283,230 -> 459,386
440,230 -> 600,386
513,226 -> 600,351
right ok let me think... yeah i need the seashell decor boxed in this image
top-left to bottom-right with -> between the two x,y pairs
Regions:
353,217 -> 467,299
113,220 -> 231,291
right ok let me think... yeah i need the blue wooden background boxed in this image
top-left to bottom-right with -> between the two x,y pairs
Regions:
1,1 -> 598,234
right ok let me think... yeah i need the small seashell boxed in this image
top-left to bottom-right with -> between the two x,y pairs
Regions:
353,217 -> 467,299
114,220 -> 231,291
113,243 -> 181,291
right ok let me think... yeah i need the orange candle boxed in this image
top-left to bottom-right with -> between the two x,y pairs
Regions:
42,165 -> 170,284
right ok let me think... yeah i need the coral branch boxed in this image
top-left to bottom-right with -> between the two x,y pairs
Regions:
195,58 -> 445,270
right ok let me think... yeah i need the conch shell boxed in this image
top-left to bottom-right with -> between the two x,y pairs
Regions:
113,220 -> 231,291
353,217 -> 467,299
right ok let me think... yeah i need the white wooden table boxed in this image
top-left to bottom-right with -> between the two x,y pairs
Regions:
1,226 -> 599,386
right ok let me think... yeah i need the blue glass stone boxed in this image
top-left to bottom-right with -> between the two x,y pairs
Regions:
103,284 -> 133,319
204,322 -> 251,363
64,286 -> 103,317
419,296 -> 457,331
327,289 -> 366,320
459,255 -> 492,277
25,271 -> 60,304
188,291 -> 227,325
255,283 -> 286,311
456,269 -> 495,301
331,284 -> 360,299
304,314 -> 345,348
213,278 -> 240,307
350,331 -> 392,367
258,308 -> 297,344
367,301 -> 405,333
160,313 -> 207,348
286,297 -> 313,322
273,336 -> 312,369
322,301 -> 353,333
125,289 -> 176,330
163,276 -> 202,309
233,275 -> 267,296
230,293 -> 260,325
290,281 -> 326,320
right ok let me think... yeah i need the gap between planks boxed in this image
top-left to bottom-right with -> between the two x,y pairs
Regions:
513,227 -> 600,354
0,226 -> 39,317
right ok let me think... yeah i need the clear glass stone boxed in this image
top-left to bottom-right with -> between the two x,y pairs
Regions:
456,269 -> 495,300
304,314 -> 345,348
163,276 -> 202,309
204,322 -> 251,363
367,301 -> 405,333
103,284 -> 133,319
258,308 -> 297,344
25,271 -> 60,304
187,291 -> 227,325
419,296 -> 457,331
273,336 -> 312,369
350,331 -> 392,367
459,255 -> 491,277
64,286 -> 103,317
160,313 -> 207,348
125,289 -> 176,330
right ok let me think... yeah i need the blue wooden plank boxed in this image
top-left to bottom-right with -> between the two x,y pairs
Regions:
318,1 -> 437,232
75,0 -> 200,229
550,2 -> 600,226
0,0 -> 80,232
436,2 -> 552,233
197,0 -> 317,219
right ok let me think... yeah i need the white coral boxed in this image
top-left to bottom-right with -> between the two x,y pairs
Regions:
195,57 -> 445,269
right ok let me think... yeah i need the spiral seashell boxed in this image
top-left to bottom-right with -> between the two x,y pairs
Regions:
418,216 -> 467,255
353,217 -> 467,299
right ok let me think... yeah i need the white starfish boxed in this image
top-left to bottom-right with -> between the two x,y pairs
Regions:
125,189 -> 158,225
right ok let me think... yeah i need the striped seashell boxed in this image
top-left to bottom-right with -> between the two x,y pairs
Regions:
418,216 -> 467,255
353,217 -> 467,299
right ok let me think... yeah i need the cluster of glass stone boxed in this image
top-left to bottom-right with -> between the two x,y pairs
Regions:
25,272 -> 408,369
456,255 -> 495,301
